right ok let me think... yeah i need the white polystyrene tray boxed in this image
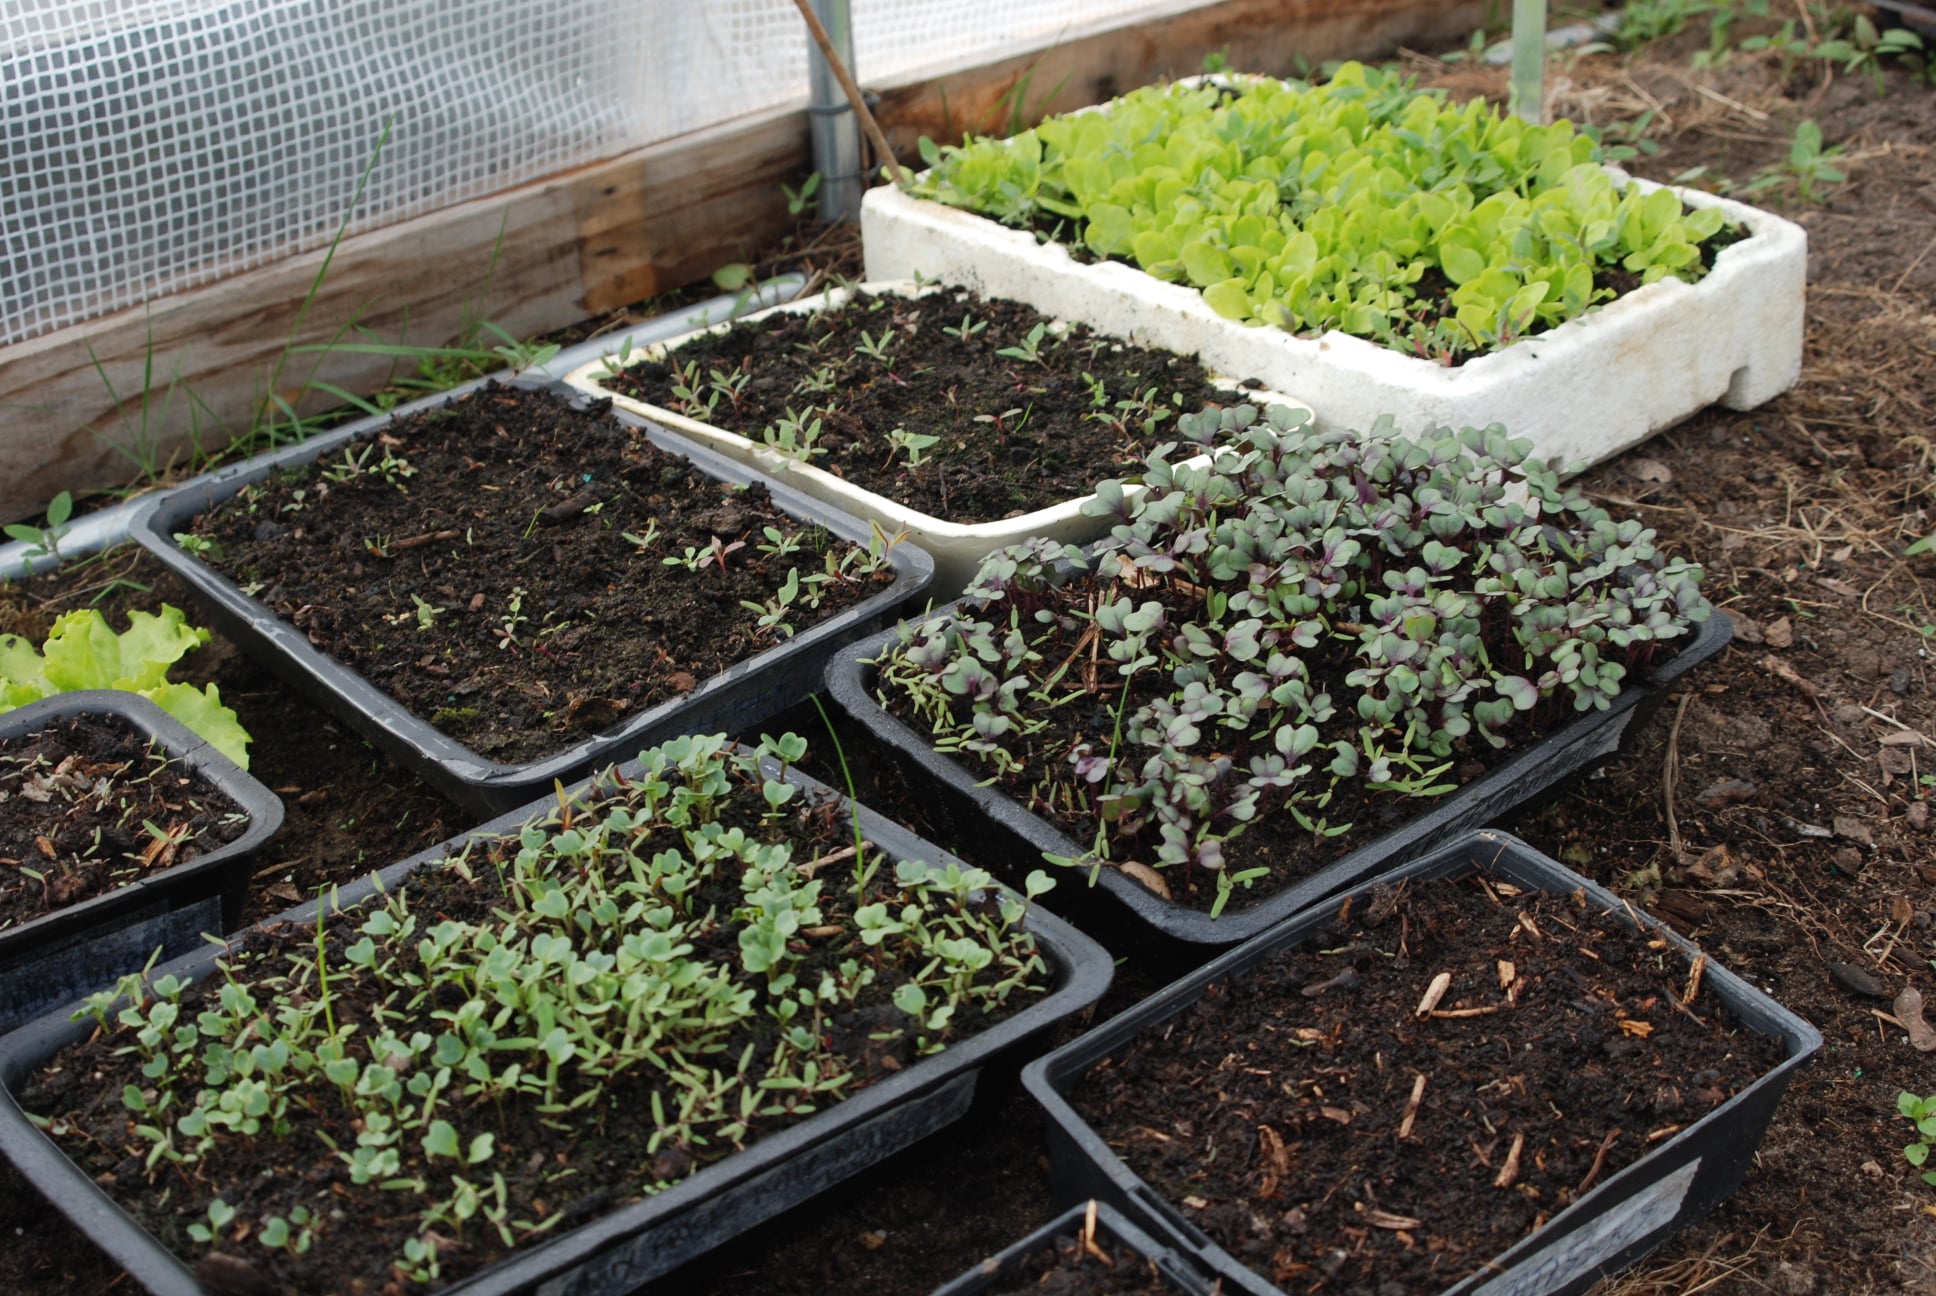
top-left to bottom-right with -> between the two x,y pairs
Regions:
860,169 -> 1804,471
564,281 -> 1311,595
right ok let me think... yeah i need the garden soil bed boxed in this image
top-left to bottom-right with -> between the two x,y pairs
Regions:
0,711 -> 248,927
179,381 -> 892,764
5,28 -> 1936,1296
599,288 -> 1247,523
1067,874 -> 1788,1293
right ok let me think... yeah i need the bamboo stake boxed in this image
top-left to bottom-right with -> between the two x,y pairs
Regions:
789,0 -> 909,188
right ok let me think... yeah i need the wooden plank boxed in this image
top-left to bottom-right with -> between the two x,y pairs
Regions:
0,0 -> 1483,522
0,110 -> 812,523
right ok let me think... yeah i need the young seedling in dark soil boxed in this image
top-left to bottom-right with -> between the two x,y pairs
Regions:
23,733 -> 1056,1291
601,287 -> 1248,525
876,402 -> 1710,915
175,384 -> 900,763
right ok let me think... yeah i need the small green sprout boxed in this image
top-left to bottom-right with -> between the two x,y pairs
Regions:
1902,1091 -> 1936,1187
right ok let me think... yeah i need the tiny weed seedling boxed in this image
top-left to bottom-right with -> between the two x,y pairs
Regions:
4,491 -> 72,567
1744,121 -> 1848,205
885,426 -> 941,469
784,171 -> 823,217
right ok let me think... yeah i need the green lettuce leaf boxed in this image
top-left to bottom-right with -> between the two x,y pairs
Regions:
0,605 -> 251,768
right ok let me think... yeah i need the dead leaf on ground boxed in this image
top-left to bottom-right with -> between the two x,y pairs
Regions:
1720,607 -> 1765,643
1817,576 -> 1862,600
1894,988 -> 1936,1052
1363,1208 -> 1424,1230
1764,617 -> 1795,648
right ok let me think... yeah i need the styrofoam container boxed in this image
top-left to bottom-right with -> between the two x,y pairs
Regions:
861,171 -> 1805,471
564,281 -> 1311,596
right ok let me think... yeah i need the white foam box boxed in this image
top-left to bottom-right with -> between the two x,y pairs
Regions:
862,169 -> 1804,470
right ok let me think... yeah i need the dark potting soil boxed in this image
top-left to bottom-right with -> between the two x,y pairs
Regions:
19,774 -> 1054,1294
0,711 -> 248,929
181,382 -> 893,764
600,288 -> 1252,523
1069,875 -> 1788,1294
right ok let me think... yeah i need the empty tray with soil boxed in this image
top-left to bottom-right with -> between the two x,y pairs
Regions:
0,691 -> 281,1033
1024,831 -> 1820,1296
131,379 -> 933,816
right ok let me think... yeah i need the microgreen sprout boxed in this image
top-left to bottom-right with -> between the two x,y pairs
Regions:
943,313 -> 987,341
876,402 -> 1709,915
885,427 -> 942,470
49,734 -> 1051,1286
493,587 -> 528,652
995,323 -> 1051,366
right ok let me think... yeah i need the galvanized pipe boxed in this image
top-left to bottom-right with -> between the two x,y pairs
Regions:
805,0 -> 863,223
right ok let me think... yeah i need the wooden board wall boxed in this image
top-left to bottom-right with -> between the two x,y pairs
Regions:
0,0 -> 1485,522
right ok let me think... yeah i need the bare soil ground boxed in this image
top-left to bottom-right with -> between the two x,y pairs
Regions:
2,20 -> 1933,1296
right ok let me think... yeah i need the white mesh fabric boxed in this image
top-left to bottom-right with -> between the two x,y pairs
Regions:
3,0 -> 1176,348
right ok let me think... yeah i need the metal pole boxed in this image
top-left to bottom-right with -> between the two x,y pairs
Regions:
1509,0 -> 1549,124
805,0 -> 862,222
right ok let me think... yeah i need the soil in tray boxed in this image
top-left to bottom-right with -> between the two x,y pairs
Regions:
599,288 -> 1251,523
19,761 -> 1054,1293
181,382 -> 893,764
1068,875 -> 1787,1294
0,711 -> 248,928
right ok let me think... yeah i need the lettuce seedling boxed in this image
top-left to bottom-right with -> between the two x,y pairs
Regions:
0,605 -> 251,767
915,63 -> 1733,361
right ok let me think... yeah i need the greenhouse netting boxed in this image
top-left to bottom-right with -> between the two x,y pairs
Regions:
1,0 -> 1171,346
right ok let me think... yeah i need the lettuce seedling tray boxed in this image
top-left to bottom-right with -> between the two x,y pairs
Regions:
826,605 -> 1730,954
128,376 -> 934,819
932,1199 -> 1214,1295
0,747 -> 1113,1296
0,691 -> 282,1034
564,280 -> 1309,596
864,95 -> 1804,471
1022,830 -> 1820,1296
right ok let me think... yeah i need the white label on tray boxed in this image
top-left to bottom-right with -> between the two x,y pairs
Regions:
1467,1157 -> 1700,1296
